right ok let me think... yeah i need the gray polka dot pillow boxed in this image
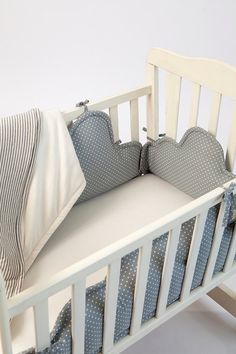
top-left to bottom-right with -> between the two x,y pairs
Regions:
69,111 -> 142,203
141,127 -> 235,198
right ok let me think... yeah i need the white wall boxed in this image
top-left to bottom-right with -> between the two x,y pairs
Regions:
0,0 -> 236,117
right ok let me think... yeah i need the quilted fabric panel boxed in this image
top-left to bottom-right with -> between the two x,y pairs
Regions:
68,110 -> 142,203
22,219 -> 235,354
139,127 -> 236,314
23,127 -> 236,354
140,127 -> 234,198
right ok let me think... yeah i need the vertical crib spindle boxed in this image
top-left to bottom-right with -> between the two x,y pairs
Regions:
226,102 -> 236,172
156,225 -> 181,317
130,240 -> 153,335
103,258 -> 121,353
165,72 -> 181,140
72,279 -> 86,354
208,92 -> 222,136
33,299 -> 50,352
189,82 -> 201,128
130,98 -> 139,141
0,275 -> 12,354
146,63 -> 159,140
181,210 -> 208,301
109,106 -> 119,142
203,199 -> 228,286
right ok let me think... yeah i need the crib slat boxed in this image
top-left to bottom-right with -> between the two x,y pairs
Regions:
146,63 -> 159,140
33,299 -> 50,351
165,72 -> 181,139
203,200 -> 228,286
130,98 -> 139,141
103,258 -> 121,352
226,102 -> 236,172
180,210 -> 208,301
224,224 -> 236,272
189,82 -> 201,128
130,240 -> 153,335
208,92 -> 222,136
156,225 -> 181,317
109,106 -> 119,142
0,275 -> 12,354
71,279 -> 86,354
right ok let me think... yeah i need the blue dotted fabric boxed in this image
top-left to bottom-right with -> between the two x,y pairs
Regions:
22,210 -> 235,354
68,111 -> 142,204
140,127 -> 234,198
22,127 -> 236,354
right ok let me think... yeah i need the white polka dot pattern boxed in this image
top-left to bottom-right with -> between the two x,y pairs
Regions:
140,127 -> 236,311
22,127 -> 236,354
141,127 -> 234,198
68,110 -> 142,204
22,219 -> 235,354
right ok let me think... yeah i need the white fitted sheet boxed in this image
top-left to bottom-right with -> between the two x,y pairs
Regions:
10,174 -> 193,353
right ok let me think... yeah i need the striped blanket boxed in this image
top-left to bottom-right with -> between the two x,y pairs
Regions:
0,109 -> 41,298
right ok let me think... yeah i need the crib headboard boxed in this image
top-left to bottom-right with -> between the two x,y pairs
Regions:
63,48 -> 236,173
146,48 -> 236,173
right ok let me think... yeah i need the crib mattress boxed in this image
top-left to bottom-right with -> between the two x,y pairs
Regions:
9,174 -> 193,353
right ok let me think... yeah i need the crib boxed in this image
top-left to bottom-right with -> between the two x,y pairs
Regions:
0,48 -> 236,354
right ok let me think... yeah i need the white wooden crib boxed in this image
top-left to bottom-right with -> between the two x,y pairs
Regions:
1,48 -> 236,354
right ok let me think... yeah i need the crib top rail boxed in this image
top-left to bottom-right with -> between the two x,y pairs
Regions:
148,48 -> 236,99
146,48 -> 236,173
5,178 -> 235,318
63,85 -> 151,123
62,85 -> 151,142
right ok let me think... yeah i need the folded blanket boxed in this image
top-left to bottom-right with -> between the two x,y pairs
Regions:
22,110 -> 86,271
0,109 -> 41,298
0,109 -> 86,298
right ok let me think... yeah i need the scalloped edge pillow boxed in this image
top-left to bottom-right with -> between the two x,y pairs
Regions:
69,110 -> 142,203
140,127 -> 235,198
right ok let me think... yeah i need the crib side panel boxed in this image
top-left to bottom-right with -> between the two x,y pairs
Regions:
0,275 -> 12,354
3,179 -> 236,354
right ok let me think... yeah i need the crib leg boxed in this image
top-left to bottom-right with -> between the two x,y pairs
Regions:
208,284 -> 236,317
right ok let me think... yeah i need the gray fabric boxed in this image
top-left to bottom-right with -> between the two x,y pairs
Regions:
22,212 -> 235,354
0,109 -> 41,298
22,127 -> 236,354
140,127 -> 234,198
140,127 -> 236,301
68,110 -> 142,203
22,208 -> 235,354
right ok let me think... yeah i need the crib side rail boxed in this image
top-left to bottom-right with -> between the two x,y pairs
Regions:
146,48 -> 236,172
1,179 -> 236,354
63,85 -> 151,142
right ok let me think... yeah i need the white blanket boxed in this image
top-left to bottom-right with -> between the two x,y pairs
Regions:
22,109 -> 86,271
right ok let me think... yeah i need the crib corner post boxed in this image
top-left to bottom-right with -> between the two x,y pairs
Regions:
0,273 -> 12,354
146,59 -> 159,141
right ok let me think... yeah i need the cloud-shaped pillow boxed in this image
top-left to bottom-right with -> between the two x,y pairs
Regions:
141,127 -> 235,198
69,110 -> 142,203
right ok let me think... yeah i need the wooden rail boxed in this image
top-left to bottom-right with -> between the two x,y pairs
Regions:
0,178 -> 235,353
